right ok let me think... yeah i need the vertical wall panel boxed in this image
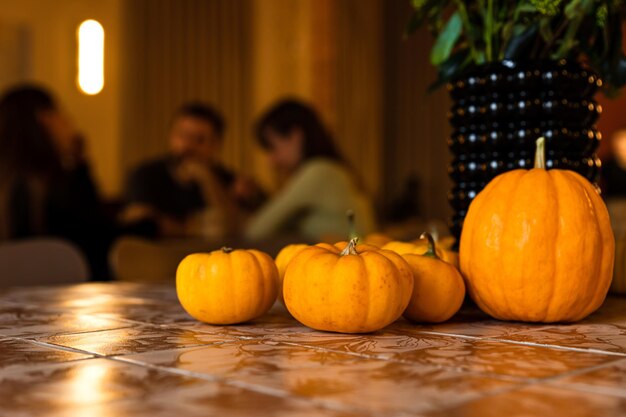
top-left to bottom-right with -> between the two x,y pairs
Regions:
120,0 -> 251,183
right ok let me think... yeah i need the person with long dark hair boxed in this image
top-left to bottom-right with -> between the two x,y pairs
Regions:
0,85 -> 113,279
246,99 -> 376,241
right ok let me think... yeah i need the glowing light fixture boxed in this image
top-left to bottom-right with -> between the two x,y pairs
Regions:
77,19 -> 104,95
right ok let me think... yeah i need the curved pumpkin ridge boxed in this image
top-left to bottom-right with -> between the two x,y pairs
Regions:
545,171 -> 601,321
360,252 -> 380,332
376,250 -> 412,324
480,171 -> 527,320
541,171 -> 561,321
231,250 -> 249,321
249,250 -> 277,318
329,253 -> 364,332
217,251 -> 235,322
563,172 -> 604,321
544,171 -> 578,321
378,248 -> 414,311
570,178 -> 604,321
283,246 -> 320,320
305,248 -> 337,326
567,172 -> 614,320
518,169 -> 559,321
461,173 -> 509,318
500,170 -> 550,321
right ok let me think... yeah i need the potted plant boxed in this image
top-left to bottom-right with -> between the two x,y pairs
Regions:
407,0 -> 626,240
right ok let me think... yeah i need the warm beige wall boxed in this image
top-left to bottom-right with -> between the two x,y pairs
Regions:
249,0 -> 385,195
0,0 -> 122,197
249,0 -> 328,190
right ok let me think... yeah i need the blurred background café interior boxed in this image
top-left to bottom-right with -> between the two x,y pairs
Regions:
1,0 -> 626,283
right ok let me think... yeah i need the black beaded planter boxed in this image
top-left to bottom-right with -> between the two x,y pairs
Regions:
447,60 -> 603,242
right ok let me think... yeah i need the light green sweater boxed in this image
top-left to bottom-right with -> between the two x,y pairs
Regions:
245,159 -> 376,241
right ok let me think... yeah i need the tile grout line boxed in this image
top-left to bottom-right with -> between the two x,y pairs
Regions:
275,340 -> 532,384
412,329 -> 626,357
19,336 -> 626,416
20,334 -> 531,415
108,354 -> 377,417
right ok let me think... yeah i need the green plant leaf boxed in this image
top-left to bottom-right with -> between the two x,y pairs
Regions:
427,48 -> 471,92
430,12 -> 463,65
504,23 -> 539,59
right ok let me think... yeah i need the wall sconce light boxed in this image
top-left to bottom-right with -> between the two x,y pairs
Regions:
77,19 -> 104,95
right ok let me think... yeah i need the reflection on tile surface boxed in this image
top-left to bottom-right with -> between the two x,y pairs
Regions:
503,323 -> 626,355
121,340 -> 520,415
39,326 -> 236,356
0,357 -> 357,417
426,384 -> 626,417
265,330 -> 619,379
553,358 -> 626,396
0,337 -> 91,369
0,304 -> 129,337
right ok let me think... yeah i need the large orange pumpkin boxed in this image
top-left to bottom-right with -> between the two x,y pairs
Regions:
177,247 -> 278,324
460,138 -> 615,322
283,239 -> 414,333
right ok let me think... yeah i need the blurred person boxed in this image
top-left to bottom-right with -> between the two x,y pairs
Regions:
0,85 -> 113,279
603,128 -> 626,199
123,103 -> 263,238
245,99 -> 376,241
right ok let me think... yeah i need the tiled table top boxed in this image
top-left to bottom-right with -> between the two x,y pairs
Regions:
0,283 -> 625,417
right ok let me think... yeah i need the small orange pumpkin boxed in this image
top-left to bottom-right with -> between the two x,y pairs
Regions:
362,232 -> 394,248
401,233 -> 465,323
460,137 -> 615,322
177,247 -> 278,324
382,239 -> 457,265
274,243 -> 309,303
283,239 -> 414,333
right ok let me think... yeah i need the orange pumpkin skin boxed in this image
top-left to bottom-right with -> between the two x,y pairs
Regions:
363,233 -> 393,247
177,248 -> 278,325
275,244 -> 309,303
401,253 -> 465,323
283,241 -> 414,333
383,241 -> 456,265
460,168 -> 615,323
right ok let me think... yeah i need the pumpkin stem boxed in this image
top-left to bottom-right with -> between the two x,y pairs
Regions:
534,137 -> 546,169
340,237 -> 359,256
419,232 -> 440,260
346,209 -> 359,241
221,247 -> 234,254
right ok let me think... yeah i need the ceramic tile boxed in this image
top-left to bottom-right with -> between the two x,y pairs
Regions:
0,304 -> 129,337
0,357 -> 358,417
1,283 -> 179,311
551,358 -> 626,397
38,326 -> 236,356
425,384 -> 626,417
87,302 -> 195,325
391,315 -> 552,339
120,340 -> 521,415
61,397 -> 363,417
182,306 -> 317,340
273,330 -> 620,379
502,323 -> 626,355
1,283 -> 624,417
0,337 -> 92,371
